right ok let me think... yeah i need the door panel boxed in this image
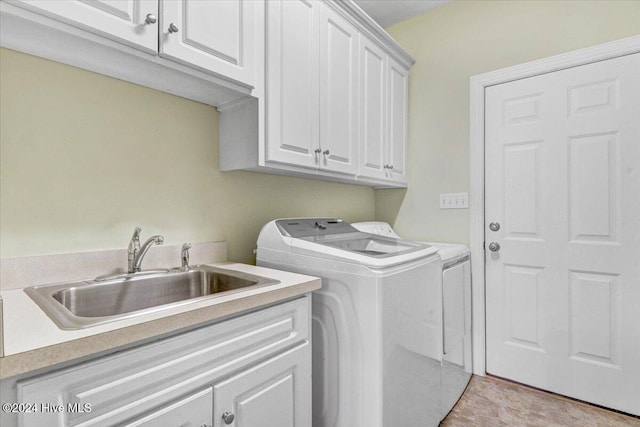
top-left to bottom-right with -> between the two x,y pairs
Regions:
387,57 -> 408,181
485,53 -> 640,416
266,0 -> 319,169
319,3 -> 359,175
123,388 -> 213,427
160,0 -> 256,85
15,0 -> 158,52
358,36 -> 387,180
213,343 -> 311,427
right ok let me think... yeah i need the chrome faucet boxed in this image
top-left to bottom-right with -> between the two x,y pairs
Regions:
181,243 -> 192,270
128,227 -> 164,273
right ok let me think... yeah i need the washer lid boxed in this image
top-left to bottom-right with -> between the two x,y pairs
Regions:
300,232 -> 425,258
273,218 -> 438,267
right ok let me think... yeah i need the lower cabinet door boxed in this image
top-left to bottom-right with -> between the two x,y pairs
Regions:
213,342 -> 311,427
123,388 -> 213,427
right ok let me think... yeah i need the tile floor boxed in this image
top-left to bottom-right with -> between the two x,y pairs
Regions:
440,375 -> 640,427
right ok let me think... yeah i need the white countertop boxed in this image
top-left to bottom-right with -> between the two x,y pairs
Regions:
0,262 -> 321,379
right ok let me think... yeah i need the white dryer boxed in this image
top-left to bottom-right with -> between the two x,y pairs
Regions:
352,222 -> 472,421
257,218 -> 442,427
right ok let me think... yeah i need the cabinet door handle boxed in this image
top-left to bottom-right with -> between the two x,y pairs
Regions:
222,411 -> 235,425
389,164 -> 394,170
145,13 -> 157,25
323,149 -> 330,156
314,148 -> 322,154
168,23 -> 179,33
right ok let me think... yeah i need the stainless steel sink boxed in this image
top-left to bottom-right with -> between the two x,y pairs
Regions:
24,266 -> 280,330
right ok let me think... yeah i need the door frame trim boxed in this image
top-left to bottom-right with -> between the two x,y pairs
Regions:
469,35 -> 640,376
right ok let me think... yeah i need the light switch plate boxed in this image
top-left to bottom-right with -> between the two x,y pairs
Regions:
440,192 -> 468,209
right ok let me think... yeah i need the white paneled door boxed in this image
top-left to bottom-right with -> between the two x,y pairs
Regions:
485,53 -> 640,416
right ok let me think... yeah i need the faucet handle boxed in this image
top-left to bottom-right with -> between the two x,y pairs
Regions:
181,243 -> 192,269
130,227 -> 142,250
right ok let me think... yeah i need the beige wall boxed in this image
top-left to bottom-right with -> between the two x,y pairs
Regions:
3,1 -> 638,263
0,48 -> 375,263
377,0 -> 640,244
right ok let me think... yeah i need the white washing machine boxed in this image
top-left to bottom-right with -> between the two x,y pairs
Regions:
257,218 -> 442,427
352,222 -> 472,421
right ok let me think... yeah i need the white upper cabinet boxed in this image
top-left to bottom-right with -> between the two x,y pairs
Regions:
11,0 -> 258,86
265,0 -> 320,169
1,0 -> 258,104
318,2 -> 359,175
386,56 -> 409,182
359,35 -> 388,181
265,0 -> 359,176
358,37 -> 409,185
160,0 -> 258,86
219,0 -> 413,187
9,0 -> 159,52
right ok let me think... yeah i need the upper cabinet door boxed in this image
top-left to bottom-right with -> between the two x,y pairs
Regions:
265,0 -> 320,169
13,0 -> 158,52
318,3 -> 359,176
387,57 -> 409,182
358,36 -> 388,180
160,0 -> 257,86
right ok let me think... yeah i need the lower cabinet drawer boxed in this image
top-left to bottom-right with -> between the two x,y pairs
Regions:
17,296 -> 310,427
123,388 -> 213,427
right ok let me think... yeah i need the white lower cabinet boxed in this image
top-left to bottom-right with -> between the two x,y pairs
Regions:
123,388 -> 213,427
15,297 -> 311,427
213,344 -> 310,427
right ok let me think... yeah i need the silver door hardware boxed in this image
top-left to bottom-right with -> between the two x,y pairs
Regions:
145,14 -> 157,25
323,149 -> 330,155
222,411 -> 235,424
489,222 -> 501,232
488,242 -> 500,252
168,23 -> 179,33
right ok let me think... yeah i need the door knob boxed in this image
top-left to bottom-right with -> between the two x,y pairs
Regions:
314,148 -> 321,154
489,222 -> 501,232
222,411 -> 235,425
168,23 -> 179,33
145,13 -> 157,25
488,242 -> 500,252
323,149 -> 330,155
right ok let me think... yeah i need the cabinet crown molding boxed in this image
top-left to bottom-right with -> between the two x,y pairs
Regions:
325,0 -> 415,69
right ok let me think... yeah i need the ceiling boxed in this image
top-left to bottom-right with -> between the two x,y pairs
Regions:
353,0 -> 451,28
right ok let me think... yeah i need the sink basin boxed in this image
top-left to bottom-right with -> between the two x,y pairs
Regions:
24,266 -> 280,330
